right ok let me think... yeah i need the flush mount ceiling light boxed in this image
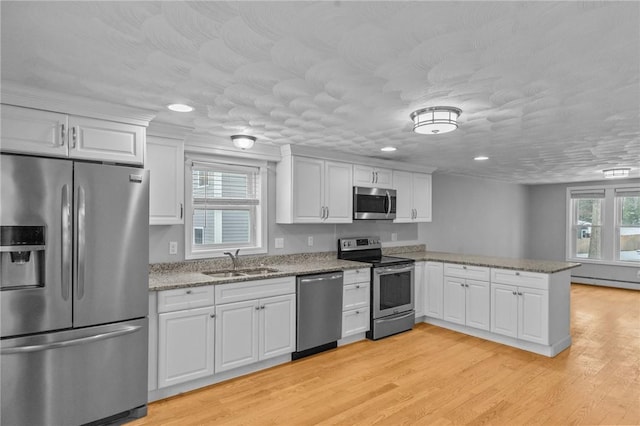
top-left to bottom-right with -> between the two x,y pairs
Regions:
410,106 -> 462,135
231,134 -> 256,150
381,146 -> 397,152
474,156 -> 489,161
603,168 -> 630,178
167,103 -> 194,112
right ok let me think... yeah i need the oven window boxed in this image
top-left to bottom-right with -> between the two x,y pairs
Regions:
379,271 -> 412,310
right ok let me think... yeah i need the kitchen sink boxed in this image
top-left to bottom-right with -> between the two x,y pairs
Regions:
204,268 -> 278,278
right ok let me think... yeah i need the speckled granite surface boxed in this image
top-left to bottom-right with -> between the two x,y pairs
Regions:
149,252 -> 369,291
149,245 -> 580,291
398,251 -> 581,274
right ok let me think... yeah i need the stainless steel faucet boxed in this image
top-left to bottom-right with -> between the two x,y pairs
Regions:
223,249 -> 240,270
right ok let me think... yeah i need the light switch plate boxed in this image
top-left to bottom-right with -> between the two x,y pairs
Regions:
391,233 -> 397,241
307,236 -> 314,246
275,237 -> 284,249
169,241 -> 178,255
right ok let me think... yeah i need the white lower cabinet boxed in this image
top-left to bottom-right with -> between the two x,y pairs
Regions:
443,264 -> 490,331
158,306 -> 215,388
424,262 -> 444,319
491,283 -> 549,345
414,262 -> 425,318
214,279 -> 296,373
341,268 -> 371,338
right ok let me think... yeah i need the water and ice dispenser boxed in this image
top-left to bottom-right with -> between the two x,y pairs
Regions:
0,226 -> 46,290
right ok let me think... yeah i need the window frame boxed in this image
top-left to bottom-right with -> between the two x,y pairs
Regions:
566,183 -> 640,266
615,189 -> 640,263
184,155 -> 268,260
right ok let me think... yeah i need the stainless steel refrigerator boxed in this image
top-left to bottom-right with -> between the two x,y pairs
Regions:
0,154 -> 149,425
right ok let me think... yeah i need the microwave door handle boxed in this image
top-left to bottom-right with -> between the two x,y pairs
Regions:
385,190 -> 391,217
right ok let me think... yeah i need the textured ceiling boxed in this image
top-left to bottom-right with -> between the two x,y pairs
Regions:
1,1 -> 639,184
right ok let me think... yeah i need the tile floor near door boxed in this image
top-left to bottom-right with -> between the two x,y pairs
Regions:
131,284 -> 640,425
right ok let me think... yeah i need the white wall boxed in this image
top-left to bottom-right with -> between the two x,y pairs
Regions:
419,173 -> 529,258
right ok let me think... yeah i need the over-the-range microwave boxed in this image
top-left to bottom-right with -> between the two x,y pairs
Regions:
353,186 -> 396,220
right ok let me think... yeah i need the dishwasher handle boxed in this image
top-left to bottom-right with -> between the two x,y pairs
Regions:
299,273 -> 343,283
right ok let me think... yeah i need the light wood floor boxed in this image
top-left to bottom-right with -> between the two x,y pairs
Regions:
131,284 -> 640,425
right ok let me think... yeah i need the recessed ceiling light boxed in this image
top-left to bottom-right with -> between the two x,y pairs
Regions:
474,156 -> 489,161
167,103 -> 194,112
381,146 -> 397,152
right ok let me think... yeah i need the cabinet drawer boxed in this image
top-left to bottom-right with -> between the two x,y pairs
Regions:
157,286 -> 215,313
491,269 -> 549,290
343,282 -> 370,310
215,277 -> 295,304
343,268 -> 370,284
444,263 -> 490,281
342,307 -> 370,338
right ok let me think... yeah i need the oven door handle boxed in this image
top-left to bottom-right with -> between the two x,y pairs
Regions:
374,264 -> 414,275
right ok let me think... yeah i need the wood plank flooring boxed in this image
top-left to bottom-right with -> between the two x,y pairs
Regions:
130,284 -> 640,425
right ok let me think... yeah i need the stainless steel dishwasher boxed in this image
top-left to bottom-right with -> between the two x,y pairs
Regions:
292,271 -> 344,360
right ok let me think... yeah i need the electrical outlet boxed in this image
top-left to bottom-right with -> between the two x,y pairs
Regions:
275,238 -> 284,249
307,236 -> 314,246
637,270 -> 640,279
169,241 -> 178,255
391,233 -> 397,242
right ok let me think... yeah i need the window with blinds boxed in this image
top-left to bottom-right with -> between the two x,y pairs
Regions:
187,160 -> 264,257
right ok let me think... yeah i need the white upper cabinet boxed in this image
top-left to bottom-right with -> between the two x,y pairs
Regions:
353,165 -> 392,188
147,136 -> 184,225
1,105 -> 69,157
393,170 -> 432,223
1,105 -> 145,165
276,154 -> 352,224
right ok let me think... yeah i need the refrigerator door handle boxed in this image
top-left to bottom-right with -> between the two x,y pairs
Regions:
61,184 -> 71,300
0,325 -> 142,354
76,186 -> 86,300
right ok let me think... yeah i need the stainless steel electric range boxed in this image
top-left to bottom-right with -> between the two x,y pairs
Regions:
337,237 -> 415,340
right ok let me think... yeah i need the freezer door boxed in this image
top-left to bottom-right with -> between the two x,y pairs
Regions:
73,163 -> 149,327
1,318 -> 148,425
0,154 -> 73,337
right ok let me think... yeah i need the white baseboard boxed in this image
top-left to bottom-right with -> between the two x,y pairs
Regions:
572,277 -> 639,290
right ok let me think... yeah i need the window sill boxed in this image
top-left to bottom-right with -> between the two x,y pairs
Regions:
566,257 -> 640,267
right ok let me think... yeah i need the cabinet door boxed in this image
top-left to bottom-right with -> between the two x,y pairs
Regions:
518,287 -> 549,345
259,294 -> 296,360
342,307 -> 370,338
414,262 -> 425,317
392,170 -> 413,223
1,105 -> 69,157
158,307 -> 215,388
68,116 -> 144,165
491,284 -> 518,338
425,262 -> 444,319
215,300 -> 260,373
465,279 -> 490,330
147,136 -> 184,225
412,173 -> 432,222
292,156 -> 323,223
343,282 -> 370,311
443,277 -> 466,325
353,165 -> 376,186
374,168 -> 393,187
324,161 -> 353,223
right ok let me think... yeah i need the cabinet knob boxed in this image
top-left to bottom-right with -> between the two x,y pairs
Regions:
186,290 -> 192,294
355,310 -> 360,314
517,292 -> 523,296
261,305 -> 266,310
513,291 -> 517,295
355,285 -> 360,288
515,272 -> 520,276
460,283 -> 465,287
255,306 -> 261,310
463,266 -> 467,269
210,313 -> 216,318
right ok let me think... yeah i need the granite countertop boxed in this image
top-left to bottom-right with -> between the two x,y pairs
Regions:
148,252 -> 369,291
398,251 -> 581,274
148,245 -> 581,291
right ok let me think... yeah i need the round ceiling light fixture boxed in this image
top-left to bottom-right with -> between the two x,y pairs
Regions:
167,103 -> 194,112
231,134 -> 256,150
381,146 -> 397,152
410,106 -> 462,135
603,167 -> 630,178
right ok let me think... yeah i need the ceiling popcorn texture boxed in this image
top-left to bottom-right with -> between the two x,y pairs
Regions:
1,1 -> 638,184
